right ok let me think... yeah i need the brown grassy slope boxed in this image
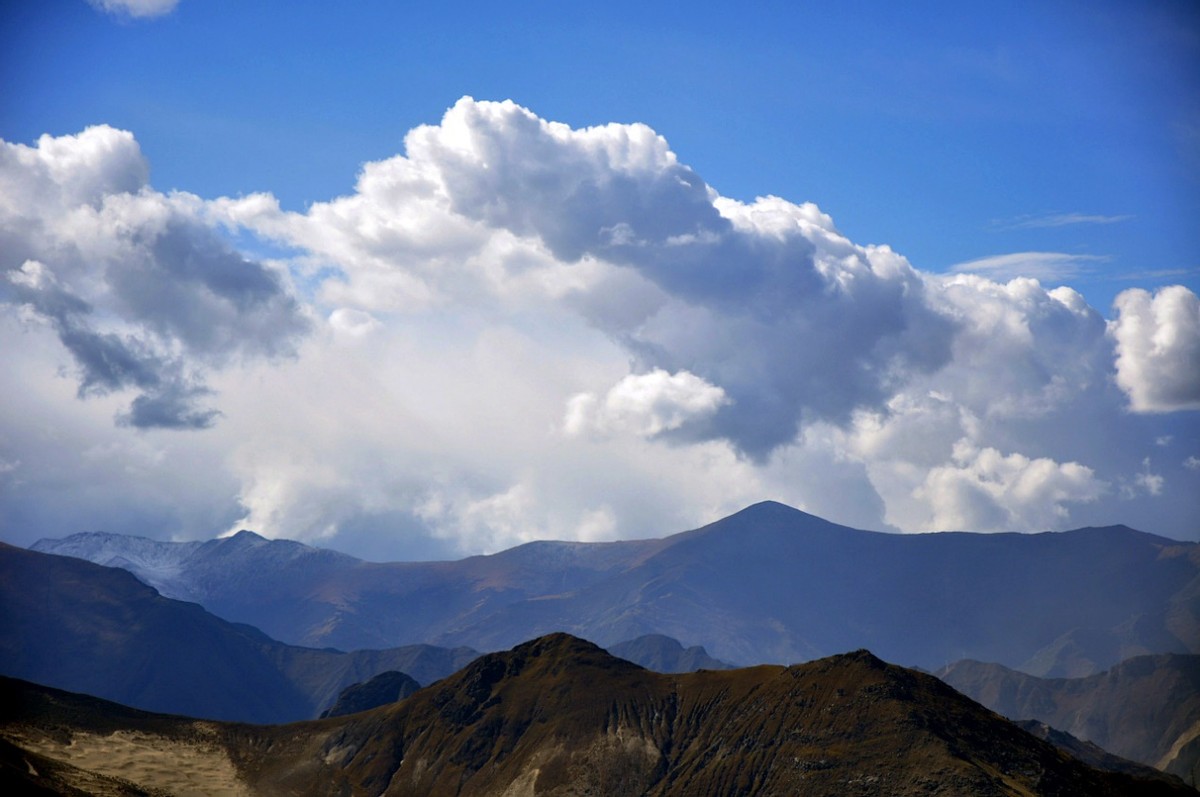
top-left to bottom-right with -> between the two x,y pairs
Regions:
232,634 -> 1194,796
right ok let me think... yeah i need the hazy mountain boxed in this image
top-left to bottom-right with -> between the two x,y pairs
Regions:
939,653 -> 1200,786
33,501 -> 1200,674
607,633 -> 732,672
319,670 -> 421,718
33,527 -> 672,653
0,543 -> 477,723
2,635 -> 1192,796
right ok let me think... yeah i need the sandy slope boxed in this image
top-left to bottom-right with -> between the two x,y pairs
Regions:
4,722 -> 250,796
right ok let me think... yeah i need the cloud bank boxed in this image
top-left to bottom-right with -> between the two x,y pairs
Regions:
2,99 -> 1198,555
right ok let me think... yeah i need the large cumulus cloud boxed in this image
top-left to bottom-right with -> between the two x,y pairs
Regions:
3,101 -> 1197,553
210,98 -> 1197,539
1,126 -> 310,429
219,98 -> 956,458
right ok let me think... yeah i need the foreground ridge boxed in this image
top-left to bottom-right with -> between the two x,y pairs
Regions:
2,634 -> 1192,796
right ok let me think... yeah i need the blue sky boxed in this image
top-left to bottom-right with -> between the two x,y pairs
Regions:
7,1 -> 1197,309
1,0 -> 1197,557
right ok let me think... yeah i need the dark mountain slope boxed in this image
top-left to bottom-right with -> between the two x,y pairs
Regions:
4,636 -> 1191,796
1015,720 -> 1189,786
319,670 -> 421,718
939,653 -> 1200,786
0,544 -> 476,723
33,501 -> 1200,675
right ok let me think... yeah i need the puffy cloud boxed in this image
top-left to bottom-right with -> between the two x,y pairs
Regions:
3,103 -> 1198,557
0,126 -> 309,428
926,276 -> 1111,419
913,442 -> 1104,532
563,369 -> 730,439
88,0 -> 179,19
1111,285 -> 1200,412
223,98 -> 956,459
191,99 -> 1200,541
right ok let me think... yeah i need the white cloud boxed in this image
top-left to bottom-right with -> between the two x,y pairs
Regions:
913,441 -> 1105,531
563,369 -> 730,439
1111,285 -> 1200,412
219,98 -> 962,459
3,102 -> 1198,557
88,0 -> 179,19
1136,470 -> 1165,497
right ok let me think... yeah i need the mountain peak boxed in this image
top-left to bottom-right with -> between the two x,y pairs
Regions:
734,499 -> 809,519
225,529 -> 268,544
715,500 -> 851,531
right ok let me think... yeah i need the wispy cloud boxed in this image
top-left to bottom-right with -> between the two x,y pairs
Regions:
88,0 -> 180,19
1113,267 -> 1197,282
991,212 -> 1134,230
947,252 -> 1108,282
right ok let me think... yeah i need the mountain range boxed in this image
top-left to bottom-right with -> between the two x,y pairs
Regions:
3,634 -> 1192,796
940,652 -> 1200,786
0,542 -> 735,724
33,501 -> 1200,676
0,542 -> 478,723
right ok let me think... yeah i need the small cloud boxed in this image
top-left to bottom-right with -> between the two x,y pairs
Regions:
564,369 -> 730,440
1136,459 -> 1164,497
88,0 -> 180,18
947,252 -> 1108,283
1156,436 -> 1173,446
1185,456 -> 1200,471
1121,458 -> 1165,499
991,212 -> 1134,230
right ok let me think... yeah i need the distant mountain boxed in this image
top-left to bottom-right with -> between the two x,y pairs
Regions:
939,653 -> 1200,787
33,527 -> 673,653
0,543 -> 478,723
320,670 -> 421,718
607,633 -> 732,672
2,635 -> 1192,796
1015,720 -> 1190,786
33,501 -> 1200,675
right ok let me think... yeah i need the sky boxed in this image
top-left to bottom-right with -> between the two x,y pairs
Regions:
1,0 -> 1198,560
